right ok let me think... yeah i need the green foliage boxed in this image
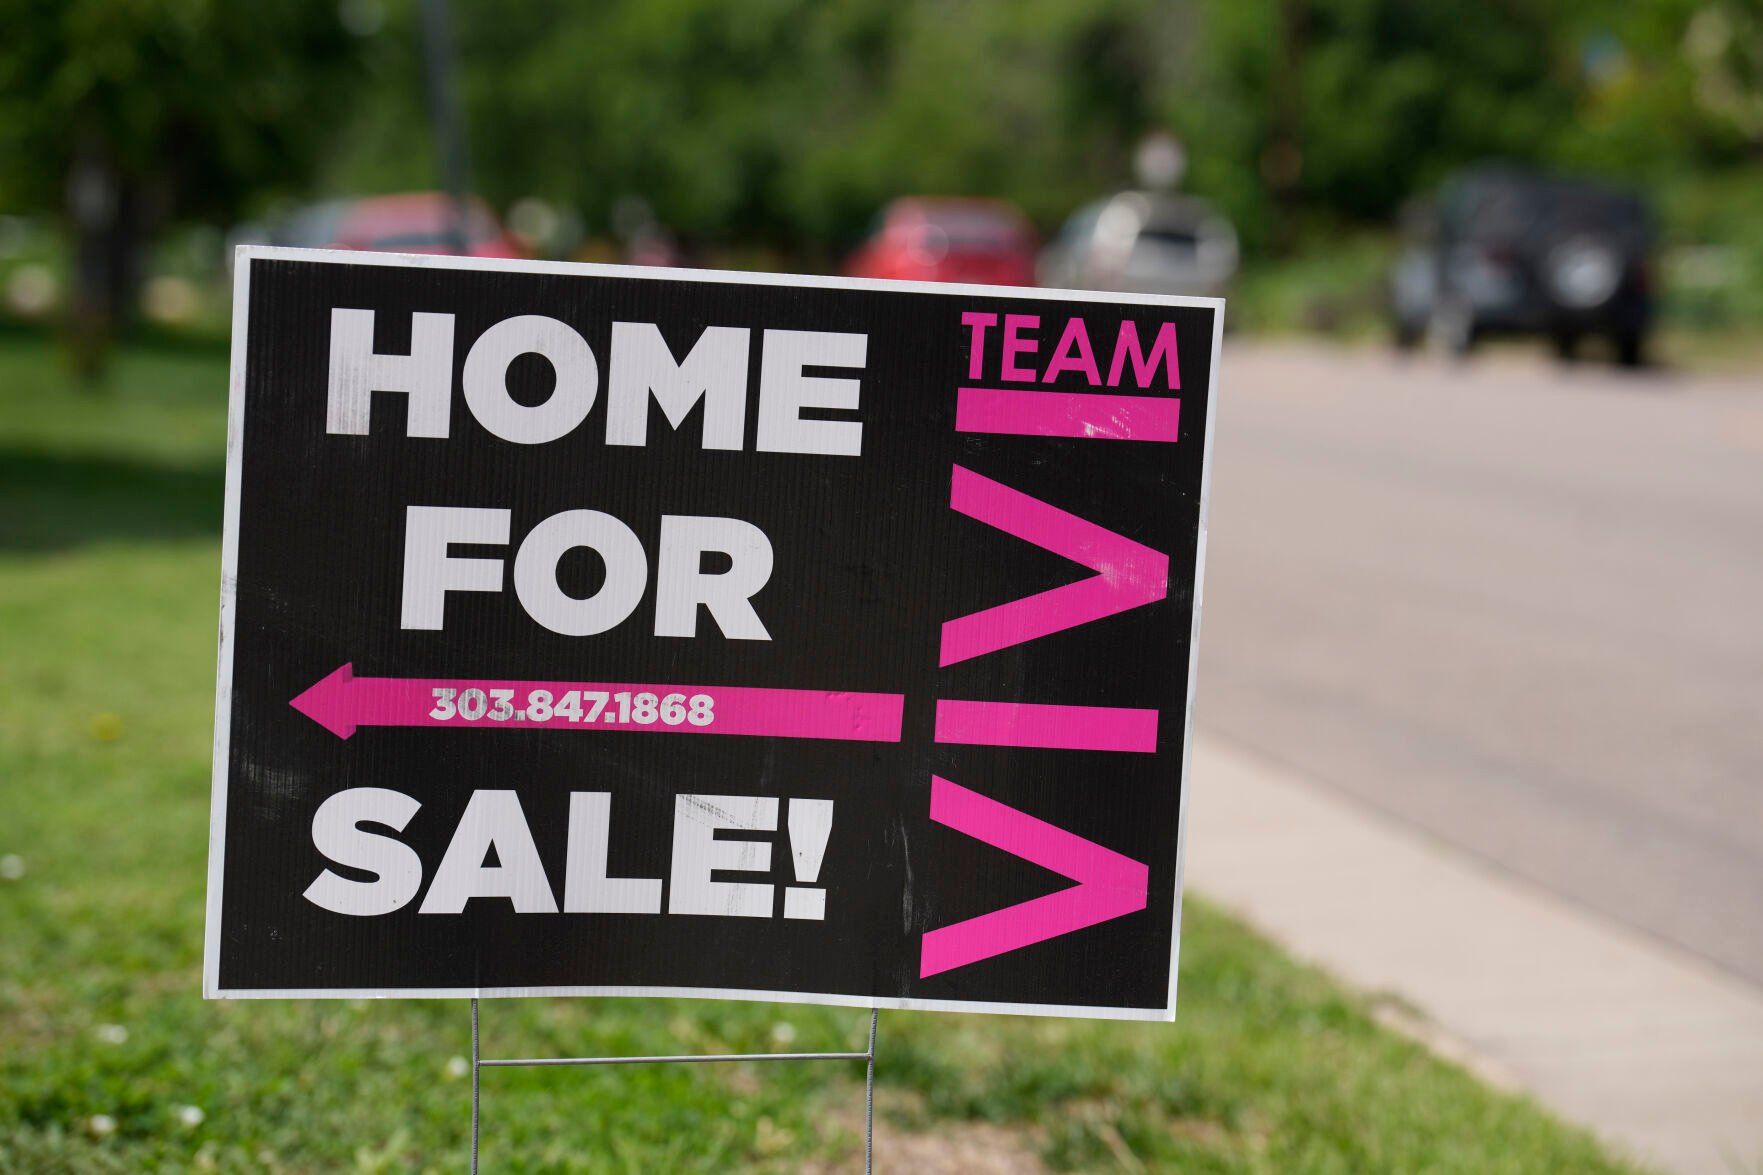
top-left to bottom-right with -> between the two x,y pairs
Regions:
1553,0 -> 1763,178
0,0 -> 373,217
5,0 -> 1762,273
1230,232 -> 1396,335
322,0 -> 1762,258
425,0 -> 1173,252
1654,169 -> 1763,329
1300,1 -> 1575,213
0,332 -> 1656,1171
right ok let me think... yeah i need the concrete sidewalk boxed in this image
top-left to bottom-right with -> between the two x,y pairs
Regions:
1185,735 -> 1763,1175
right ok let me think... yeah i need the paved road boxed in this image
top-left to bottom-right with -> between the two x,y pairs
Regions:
1195,344 -> 1763,987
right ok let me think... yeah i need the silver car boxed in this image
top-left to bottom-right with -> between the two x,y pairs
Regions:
1038,191 -> 1238,298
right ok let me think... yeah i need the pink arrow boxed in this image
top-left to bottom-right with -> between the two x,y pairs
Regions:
289,663 -> 904,743
920,776 -> 1149,978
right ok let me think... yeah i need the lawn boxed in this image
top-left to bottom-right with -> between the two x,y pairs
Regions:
0,330 -> 1648,1172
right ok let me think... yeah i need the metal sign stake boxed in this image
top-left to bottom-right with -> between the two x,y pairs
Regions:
469,999 -> 879,1173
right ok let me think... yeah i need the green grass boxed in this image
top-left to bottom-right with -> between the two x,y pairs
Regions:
0,331 -> 1649,1172
1231,235 -> 1397,340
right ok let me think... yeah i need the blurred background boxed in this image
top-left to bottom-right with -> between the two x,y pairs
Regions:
1,0 -> 1761,366
2,2 -> 1761,1173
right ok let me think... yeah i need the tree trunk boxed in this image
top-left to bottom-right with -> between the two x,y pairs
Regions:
64,138 -> 142,384
1263,0 -> 1308,257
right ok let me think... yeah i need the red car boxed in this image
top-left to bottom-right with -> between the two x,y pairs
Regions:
272,193 -> 524,258
844,198 -> 1037,286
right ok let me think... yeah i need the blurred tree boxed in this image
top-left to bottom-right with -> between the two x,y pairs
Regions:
6,0 -> 1753,329
1554,0 -> 1763,177
387,0 -> 1598,258
0,0 -> 373,376
1176,0 -> 1585,249
331,0 -> 1176,259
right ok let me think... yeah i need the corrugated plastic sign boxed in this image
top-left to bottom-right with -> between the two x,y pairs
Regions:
204,248 -> 1221,1020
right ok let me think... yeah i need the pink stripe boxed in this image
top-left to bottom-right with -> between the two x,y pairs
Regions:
933,699 -> 1159,753
920,776 -> 1149,977
955,386 -> 1180,442
940,467 -> 1168,666
385,680 -> 902,741
291,664 -> 902,743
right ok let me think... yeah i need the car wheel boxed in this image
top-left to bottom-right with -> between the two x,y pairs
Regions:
1428,299 -> 1475,357
1614,330 -> 1646,368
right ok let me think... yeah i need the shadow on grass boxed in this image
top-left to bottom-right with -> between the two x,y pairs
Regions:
0,317 -> 231,359
0,446 -> 223,551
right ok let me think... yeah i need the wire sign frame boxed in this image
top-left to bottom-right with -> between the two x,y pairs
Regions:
469,1001 -> 880,1173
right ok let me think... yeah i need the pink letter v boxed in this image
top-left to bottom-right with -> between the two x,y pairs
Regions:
940,465 -> 1168,665
920,776 -> 1150,978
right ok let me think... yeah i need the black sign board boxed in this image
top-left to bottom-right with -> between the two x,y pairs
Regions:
204,248 -> 1221,1019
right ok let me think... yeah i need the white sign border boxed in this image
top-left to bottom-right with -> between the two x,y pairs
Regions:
203,245 -> 1225,1021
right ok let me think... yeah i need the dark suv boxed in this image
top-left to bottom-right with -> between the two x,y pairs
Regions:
1390,167 -> 1655,365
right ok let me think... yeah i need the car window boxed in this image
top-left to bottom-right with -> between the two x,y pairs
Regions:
1138,223 -> 1199,249
273,201 -> 348,248
924,208 -> 1027,246
366,232 -> 467,251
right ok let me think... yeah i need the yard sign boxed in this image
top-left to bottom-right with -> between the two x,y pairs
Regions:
204,247 -> 1221,1020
